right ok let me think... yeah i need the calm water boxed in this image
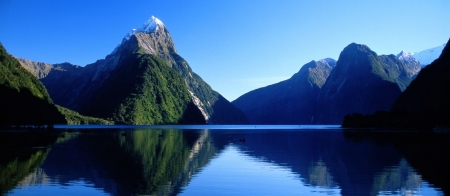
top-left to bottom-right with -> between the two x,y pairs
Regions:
1,125 -> 448,196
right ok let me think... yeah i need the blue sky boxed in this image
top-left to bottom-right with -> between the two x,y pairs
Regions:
1,1 -> 449,101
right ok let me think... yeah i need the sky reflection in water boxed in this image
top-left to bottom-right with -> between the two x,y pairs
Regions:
180,145 -> 340,196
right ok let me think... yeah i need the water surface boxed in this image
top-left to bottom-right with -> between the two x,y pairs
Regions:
1,125 -> 447,195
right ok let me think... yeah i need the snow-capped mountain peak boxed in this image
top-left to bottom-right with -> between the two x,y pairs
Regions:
141,16 -> 164,33
397,50 -> 411,58
396,50 -> 419,64
396,50 -> 416,61
395,50 -> 421,77
123,16 -> 165,41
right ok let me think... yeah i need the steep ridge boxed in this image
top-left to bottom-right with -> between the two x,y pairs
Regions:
232,58 -> 335,124
18,16 -> 248,124
317,43 -> 418,124
0,43 -> 66,126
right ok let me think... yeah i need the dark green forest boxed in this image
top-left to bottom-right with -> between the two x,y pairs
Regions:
81,49 -> 205,124
0,43 -> 66,127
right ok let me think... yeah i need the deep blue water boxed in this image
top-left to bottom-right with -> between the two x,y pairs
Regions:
0,125 -> 447,195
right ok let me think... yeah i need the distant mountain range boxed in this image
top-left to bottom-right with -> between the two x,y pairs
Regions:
233,43 -> 422,124
16,16 -> 248,125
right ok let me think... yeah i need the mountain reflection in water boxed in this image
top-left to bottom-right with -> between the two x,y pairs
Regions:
1,126 -> 448,196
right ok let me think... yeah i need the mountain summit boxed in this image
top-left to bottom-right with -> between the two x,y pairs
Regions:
396,50 -> 421,78
124,16 -> 165,41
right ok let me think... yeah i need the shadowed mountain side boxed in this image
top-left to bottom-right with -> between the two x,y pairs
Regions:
0,43 -> 66,127
16,33 -> 144,112
233,43 -> 419,125
233,59 -> 335,124
317,43 -> 417,124
343,38 -> 450,129
392,38 -> 450,126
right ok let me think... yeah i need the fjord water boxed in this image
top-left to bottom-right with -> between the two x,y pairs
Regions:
1,126 -> 447,196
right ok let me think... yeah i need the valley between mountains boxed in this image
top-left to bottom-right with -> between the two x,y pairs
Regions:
1,15 -> 449,128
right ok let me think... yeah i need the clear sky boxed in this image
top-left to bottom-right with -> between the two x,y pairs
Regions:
1,0 -> 449,101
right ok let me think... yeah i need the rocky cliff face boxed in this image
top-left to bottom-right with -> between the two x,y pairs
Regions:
232,58 -> 335,124
396,51 -> 421,78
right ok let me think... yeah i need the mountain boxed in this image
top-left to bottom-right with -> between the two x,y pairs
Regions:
392,38 -> 450,126
1,43 -> 113,126
316,43 -> 420,124
412,44 -> 446,67
18,16 -> 248,124
233,43 -> 421,125
232,58 -> 336,124
81,50 -> 205,124
342,38 -> 450,129
0,43 -> 66,127
396,50 -> 421,78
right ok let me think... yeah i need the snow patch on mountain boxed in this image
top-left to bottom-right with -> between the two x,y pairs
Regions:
396,50 -> 421,77
396,50 -> 417,62
123,16 -> 164,41
412,44 -> 446,67
141,16 -> 164,33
